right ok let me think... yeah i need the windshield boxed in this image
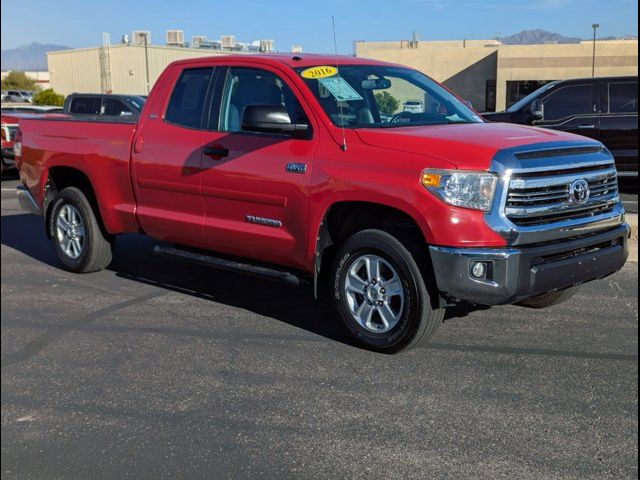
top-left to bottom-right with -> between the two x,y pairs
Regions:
296,65 -> 483,128
506,81 -> 560,113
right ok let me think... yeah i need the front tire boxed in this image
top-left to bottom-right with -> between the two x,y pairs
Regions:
49,187 -> 113,273
331,229 -> 444,353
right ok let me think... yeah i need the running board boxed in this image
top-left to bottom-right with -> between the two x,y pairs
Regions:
153,245 -> 302,287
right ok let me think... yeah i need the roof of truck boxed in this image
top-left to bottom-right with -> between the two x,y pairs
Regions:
171,53 -> 398,69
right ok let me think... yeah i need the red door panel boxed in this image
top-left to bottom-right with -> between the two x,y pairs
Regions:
131,120 -> 206,246
200,132 -> 315,269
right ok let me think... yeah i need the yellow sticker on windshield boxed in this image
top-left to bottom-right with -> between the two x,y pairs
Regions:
300,66 -> 338,79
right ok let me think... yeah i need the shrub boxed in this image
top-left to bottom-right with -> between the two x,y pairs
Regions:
32,89 -> 65,107
1,71 -> 38,91
374,91 -> 400,115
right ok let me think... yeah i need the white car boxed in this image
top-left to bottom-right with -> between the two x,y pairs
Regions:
3,90 -> 32,103
403,100 -> 424,114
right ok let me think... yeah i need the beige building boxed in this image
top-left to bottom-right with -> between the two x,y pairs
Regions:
48,44 -> 235,96
355,39 -> 638,111
47,39 -> 638,109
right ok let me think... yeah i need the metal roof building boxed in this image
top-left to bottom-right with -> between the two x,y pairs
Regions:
47,44 -> 237,95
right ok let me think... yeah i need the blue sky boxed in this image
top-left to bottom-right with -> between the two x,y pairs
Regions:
1,0 -> 637,53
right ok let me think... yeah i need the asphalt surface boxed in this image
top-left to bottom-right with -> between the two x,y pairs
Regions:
1,178 -> 638,479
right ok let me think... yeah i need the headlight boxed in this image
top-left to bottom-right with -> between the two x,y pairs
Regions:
421,169 -> 498,211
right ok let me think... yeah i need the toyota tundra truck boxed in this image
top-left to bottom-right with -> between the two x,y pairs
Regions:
15,55 -> 630,353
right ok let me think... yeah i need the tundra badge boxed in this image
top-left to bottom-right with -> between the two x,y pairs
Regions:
286,163 -> 307,174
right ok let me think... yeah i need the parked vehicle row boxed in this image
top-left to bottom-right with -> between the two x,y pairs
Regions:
15,55 -> 629,353
1,89 -> 34,103
482,76 -> 638,177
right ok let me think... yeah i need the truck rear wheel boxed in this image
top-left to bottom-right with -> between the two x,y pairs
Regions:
515,286 -> 580,309
49,187 -> 113,273
331,229 -> 444,353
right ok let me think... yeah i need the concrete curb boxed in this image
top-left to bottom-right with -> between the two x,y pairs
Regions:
627,213 -> 638,263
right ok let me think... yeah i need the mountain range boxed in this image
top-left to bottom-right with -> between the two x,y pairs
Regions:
1,43 -> 71,71
499,29 -> 637,45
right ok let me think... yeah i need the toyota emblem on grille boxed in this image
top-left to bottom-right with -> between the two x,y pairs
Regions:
569,179 -> 590,204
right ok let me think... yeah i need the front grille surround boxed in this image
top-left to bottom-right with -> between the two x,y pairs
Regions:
485,141 -> 626,246
505,164 -> 620,227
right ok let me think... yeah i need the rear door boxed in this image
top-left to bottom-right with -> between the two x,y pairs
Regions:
534,82 -> 601,141
599,79 -> 638,175
198,64 -> 318,269
131,66 -> 215,247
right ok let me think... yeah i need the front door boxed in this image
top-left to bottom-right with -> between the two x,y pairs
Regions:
199,66 -> 317,269
534,82 -> 602,142
131,67 -> 214,247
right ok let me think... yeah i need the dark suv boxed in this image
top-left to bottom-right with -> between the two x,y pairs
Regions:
63,94 -> 146,118
483,77 -> 638,177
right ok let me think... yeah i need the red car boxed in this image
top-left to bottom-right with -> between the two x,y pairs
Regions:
1,114 -> 20,174
15,55 -> 630,352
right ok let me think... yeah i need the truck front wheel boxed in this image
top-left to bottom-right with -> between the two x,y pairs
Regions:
331,229 -> 444,353
49,187 -> 113,273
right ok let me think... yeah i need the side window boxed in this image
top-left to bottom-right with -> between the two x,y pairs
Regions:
165,68 -> 213,129
102,98 -> 131,116
609,82 -> 638,114
70,97 -> 101,115
219,67 -> 308,132
542,84 -> 594,121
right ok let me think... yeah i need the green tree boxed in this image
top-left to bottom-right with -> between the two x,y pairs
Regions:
374,91 -> 400,115
32,89 -> 65,106
1,71 -> 38,91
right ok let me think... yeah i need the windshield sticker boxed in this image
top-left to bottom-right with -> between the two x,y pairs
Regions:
318,77 -> 364,102
300,66 -> 338,79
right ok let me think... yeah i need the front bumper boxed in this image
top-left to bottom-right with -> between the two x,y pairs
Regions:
429,224 -> 630,305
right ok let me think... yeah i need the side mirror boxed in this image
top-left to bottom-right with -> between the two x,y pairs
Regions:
530,100 -> 544,120
242,105 -> 309,136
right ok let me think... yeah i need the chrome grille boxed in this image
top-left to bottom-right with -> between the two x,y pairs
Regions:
505,163 -> 619,227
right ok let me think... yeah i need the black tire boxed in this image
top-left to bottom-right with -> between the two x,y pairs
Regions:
48,186 -> 113,273
331,229 -> 444,354
515,286 -> 580,309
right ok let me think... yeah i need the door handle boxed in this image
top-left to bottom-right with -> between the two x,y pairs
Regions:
577,124 -> 596,130
203,146 -> 229,158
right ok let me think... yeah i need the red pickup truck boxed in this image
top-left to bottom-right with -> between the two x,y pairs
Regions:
15,55 -> 630,353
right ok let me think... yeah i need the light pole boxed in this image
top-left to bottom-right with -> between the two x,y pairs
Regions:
144,34 -> 151,94
591,24 -> 599,78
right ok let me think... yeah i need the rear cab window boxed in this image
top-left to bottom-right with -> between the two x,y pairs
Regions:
165,68 -> 214,129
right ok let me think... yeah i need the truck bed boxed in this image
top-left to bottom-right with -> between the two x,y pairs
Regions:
18,115 -> 141,235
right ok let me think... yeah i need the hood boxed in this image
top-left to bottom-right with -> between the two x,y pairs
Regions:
355,122 -> 589,170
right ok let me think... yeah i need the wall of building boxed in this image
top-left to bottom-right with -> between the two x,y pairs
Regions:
355,39 -> 638,112
355,40 -> 500,111
48,44 -> 230,95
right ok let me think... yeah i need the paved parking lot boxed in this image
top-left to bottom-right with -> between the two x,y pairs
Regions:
1,179 -> 638,479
